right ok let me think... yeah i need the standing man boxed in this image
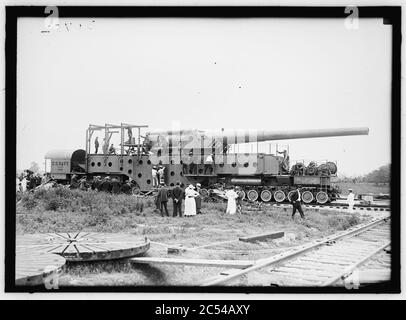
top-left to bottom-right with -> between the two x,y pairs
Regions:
121,179 -> 132,194
70,174 -> 80,189
291,187 -> 305,219
347,189 -> 355,213
157,184 -> 169,217
277,149 -> 289,172
102,138 -> 108,154
204,153 -> 214,175
94,137 -> 99,154
127,127 -> 133,144
195,183 -> 202,214
151,166 -> 158,187
110,177 -> 121,194
158,166 -> 165,185
100,176 -> 111,193
172,181 -> 183,217
235,186 -> 243,215
188,152 -> 196,175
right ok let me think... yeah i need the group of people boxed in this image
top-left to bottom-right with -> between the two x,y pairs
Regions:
182,152 -> 215,175
151,166 -> 165,187
16,170 -> 43,192
93,137 -> 118,155
154,182 -> 204,217
289,187 -> 356,219
70,174 -> 133,194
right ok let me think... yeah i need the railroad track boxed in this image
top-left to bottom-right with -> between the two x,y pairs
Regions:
203,216 -> 391,286
245,201 -> 390,212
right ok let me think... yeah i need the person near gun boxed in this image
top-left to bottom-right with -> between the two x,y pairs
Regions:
158,166 -> 165,185
127,127 -> 133,144
347,188 -> 355,213
102,138 -> 108,154
79,177 -> 88,191
225,186 -> 239,215
184,184 -> 199,217
110,176 -> 121,194
204,153 -> 214,175
277,149 -> 289,172
70,174 -> 80,189
157,183 -> 169,217
109,144 -> 116,154
100,176 -> 111,193
188,151 -> 196,175
121,179 -> 132,194
171,181 -> 183,217
235,186 -> 243,215
151,166 -> 158,187
291,187 -> 305,219
94,137 -> 99,154
195,183 -> 203,214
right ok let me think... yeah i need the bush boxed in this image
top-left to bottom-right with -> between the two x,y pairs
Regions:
44,198 -> 62,211
21,193 -> 37,210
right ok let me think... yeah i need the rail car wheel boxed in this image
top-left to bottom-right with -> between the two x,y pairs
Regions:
316,191 -> 329,204
237,190 -> 246,201
247,189 -> 259,202
301,190 -> 314,204
274,190 -> 286,203
287,190 -> 296,202
260,189 -> 272,202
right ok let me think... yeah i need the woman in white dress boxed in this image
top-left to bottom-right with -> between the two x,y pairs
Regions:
184,184 -> 199,217
225,187 -> 239,215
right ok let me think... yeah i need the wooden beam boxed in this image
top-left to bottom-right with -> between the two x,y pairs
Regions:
130,257 -> 254,268
239,231 -> 284,243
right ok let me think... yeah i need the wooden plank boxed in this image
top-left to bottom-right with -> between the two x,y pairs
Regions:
239,231 -> 284,243
131,257 -> 254,268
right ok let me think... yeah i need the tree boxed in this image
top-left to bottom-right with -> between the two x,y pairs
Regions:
363,164 -> 390,183
29,162 -> 40,174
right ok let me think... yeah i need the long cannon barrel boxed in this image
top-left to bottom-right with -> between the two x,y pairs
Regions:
214,127 -> 370,143
144,127 -> 369,150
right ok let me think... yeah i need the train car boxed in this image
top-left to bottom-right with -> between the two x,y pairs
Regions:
45,123 -> 368,204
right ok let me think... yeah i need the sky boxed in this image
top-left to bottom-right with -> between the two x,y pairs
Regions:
16,17 -> 392,177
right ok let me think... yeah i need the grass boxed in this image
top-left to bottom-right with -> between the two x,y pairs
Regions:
16,188 -> 371,286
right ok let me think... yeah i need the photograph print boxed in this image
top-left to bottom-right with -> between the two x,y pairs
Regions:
6,6 -> 400,292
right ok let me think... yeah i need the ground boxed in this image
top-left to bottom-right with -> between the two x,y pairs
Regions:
15,186 -> 386,287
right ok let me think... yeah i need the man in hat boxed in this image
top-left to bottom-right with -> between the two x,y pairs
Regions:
157,183 -> 169,217
290,187 -> 305,220
79,177 -> 88,191
70,174 -> 80,189
109,144 -> 116,154
204,153 -> 214,175
110,176 -> 121,194
171,181 -> 183,217
121,179 -> 132,194
195,183 -> 203,214
100,176 -> 111,193
158,166 -> 165,185
347,189 -> 355,213
235,186 -> 243,215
